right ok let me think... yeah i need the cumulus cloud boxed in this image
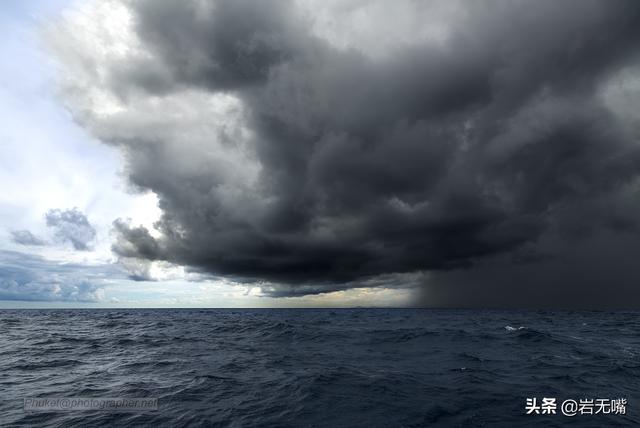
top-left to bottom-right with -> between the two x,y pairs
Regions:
0,250 -> 109,302
48,0 -> 640,304
0,277 -> 103,302
45,208 -> 96,251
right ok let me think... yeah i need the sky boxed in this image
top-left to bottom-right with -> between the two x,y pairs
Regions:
1,0 -> 640,308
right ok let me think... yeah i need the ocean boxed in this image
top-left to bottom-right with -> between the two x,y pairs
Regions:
0,309 -> 638,427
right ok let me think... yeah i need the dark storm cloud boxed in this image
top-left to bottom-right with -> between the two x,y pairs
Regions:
45,208 -> 96,251
127,0 -> 306,92
10,230 -> 46,246
62,0 -> 640,303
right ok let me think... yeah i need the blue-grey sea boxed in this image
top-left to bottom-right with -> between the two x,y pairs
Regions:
0,309 -> 638,427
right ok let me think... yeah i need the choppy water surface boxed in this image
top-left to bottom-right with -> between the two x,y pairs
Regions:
1,309 -> 639,427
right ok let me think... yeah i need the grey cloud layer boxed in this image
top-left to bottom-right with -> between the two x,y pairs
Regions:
55,0 -> 640,303
10,230 -> 46,246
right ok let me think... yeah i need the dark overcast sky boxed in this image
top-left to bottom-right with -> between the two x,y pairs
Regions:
47,0 -> 640,307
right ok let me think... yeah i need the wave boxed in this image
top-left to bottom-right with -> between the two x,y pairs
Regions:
504,325 -> 525,331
